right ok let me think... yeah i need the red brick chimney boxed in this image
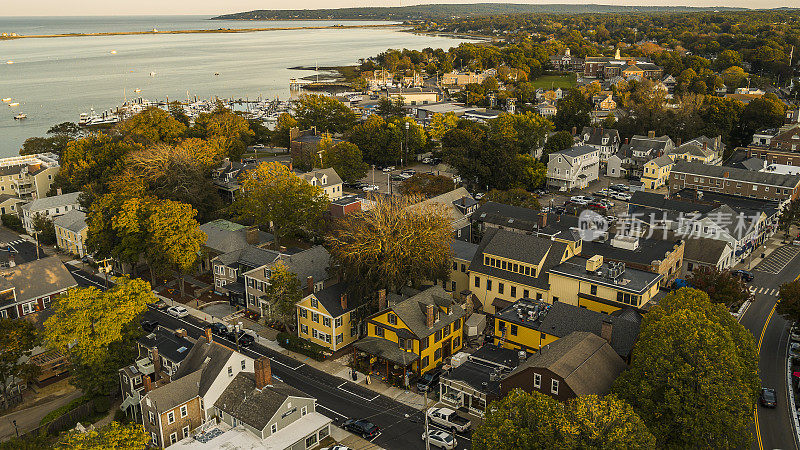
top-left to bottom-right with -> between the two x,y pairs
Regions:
676,138 -> 682,146
306,276 -> 314,293
143,376 -> 153,393
340,293 -> 348,310
151,346 -> 161,377
571,126 -> 577,136
378,289 -> 387,310
255,357 -> 272,389
426,304 -> 435,327
648,130 -> 655,139
205,327 -> 213,343
538,212 -> 547,228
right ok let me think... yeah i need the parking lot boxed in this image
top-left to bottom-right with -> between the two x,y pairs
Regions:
345,161 -> 456,196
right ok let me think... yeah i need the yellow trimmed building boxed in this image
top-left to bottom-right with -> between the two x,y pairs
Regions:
296,283 -> 362,352
53,209 -> 88,257
354,286 -> 465,379
642,155 -> 674,189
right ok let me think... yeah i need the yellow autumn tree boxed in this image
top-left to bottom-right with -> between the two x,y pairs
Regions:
235,161 -> 329,246
55,421 -> 149,449
327,195 -> 452,296
428,112 -> 459,142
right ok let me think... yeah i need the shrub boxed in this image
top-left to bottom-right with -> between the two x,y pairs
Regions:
1,214 -> 24,233
93,396 -> 111,413
40,395 -> 89,426
276,332 -> 327,361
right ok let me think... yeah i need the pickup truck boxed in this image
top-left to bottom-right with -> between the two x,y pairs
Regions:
426,407 -> 471,433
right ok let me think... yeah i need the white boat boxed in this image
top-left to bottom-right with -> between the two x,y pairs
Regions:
8,102 -> 19,107
5,61 -> 13,65
14,113 -> 26,120
149,72 -> 157,77
110,50 -> 117,54
1,98 -> 10,103
134,89 -> 142,93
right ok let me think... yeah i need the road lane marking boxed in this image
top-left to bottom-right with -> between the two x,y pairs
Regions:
69,269 -> 106,288
317,404 -> 348,419
337,384 -> 380,402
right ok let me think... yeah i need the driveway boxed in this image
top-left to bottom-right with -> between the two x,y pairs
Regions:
0,389 -> 83,440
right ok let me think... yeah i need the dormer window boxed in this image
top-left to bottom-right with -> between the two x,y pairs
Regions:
321,175 -> 327,185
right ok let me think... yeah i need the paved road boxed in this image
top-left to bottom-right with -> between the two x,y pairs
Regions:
0,389 -> 83,441
741,244 -> 800,450
143,307 -> 473,450
0,228 -> 45,265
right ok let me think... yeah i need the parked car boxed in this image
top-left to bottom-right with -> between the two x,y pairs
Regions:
791,342 -> 800,360
416,369 -> 442,392
391,174 -> 405,181
422,430 -> 457,449
791,324 -> 800,342
206,322 -> 229,337
732,269 -> 754,282
760,387 -> 777,408
398,173 -> 414,180
227,330 -> 255,347
150,299 -> 168,310
427,407 -> 471,433
141,320 -> 159,333
569,195 -> 592,205
342,419 -> 380,439
382,166 -> 395,173
362,185 -> 380,192
166,305 -> 188,318
588,201 -> 608,211
421,157 -> 433,164
609,191 -> 632,201
401,169 -> 416,175
534,189 -> 548,196
473,192 -> 485,200
599,199 -> 614,208
610,184 -> 629,192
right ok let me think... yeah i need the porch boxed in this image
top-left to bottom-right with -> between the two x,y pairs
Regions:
353,337 -> 419,389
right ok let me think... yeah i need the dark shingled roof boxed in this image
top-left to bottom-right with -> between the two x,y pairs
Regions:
672,160 -> 800,188
451,239 -> 479,262
308,283 -> 355,318
172,338 -> 235,399
482,229 -> 553,264
215,245 -> 281,269
214,372 -> 309,432
507,331 -> 626,397
473,201 -> 541,233
382,285 -> 465,339
496,299 -> 640,358
683,237 -> 731,265
137,327 -> 194,364
580,236 -> 682,267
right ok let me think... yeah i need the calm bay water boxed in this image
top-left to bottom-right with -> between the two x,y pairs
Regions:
0,16 -> 470,156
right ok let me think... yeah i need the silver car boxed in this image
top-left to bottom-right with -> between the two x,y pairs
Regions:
422,430 -> 456,450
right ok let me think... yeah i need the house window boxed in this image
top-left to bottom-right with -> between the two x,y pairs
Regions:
241,360 -> 246,370
336,333 -> 343,344
167,411 -> 175,425
453,261 -> 458,270
474,276 -> 480,288
312,329 -> 318,339
388,313 -> 397,325
227,366 -> 233,377
590,284 -> 597,295
305,433 -> 318,447
149,411 -> 155,425
435,330 -> 443,342
375,325 -> 384,337
302,406 -> 308,416
551,379 -> 559,395
323,317 -> 331,327
461,264 -> 466,272
523,289 -> 529,298
312,313 -> 319,323
434,348 -> 442,360
451,281 -> 456,291
271,423 -> 278,434
486,279 -> 492,291
420,335 -> 429,351
510,286 -> 516,297
300,324 -> 308,335
498,283 -> 504,294
299,308 -> 307,318
421,355 -> 429,368
151,433 -> 158,445
311,298 -> 318,308
510,324 -> 518,336
180,405 -> 188,418
335,317 -> 342,328
534,373 -> 541,388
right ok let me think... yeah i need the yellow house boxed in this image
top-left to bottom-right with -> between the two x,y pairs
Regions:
53,209 -> 88,257
667,141 -> 721,165
468,229 -> 580,314
447,240 -> 478,300
641,155 -> 675,189
547,255 -> 663,314
296,283 -> 361,352
493,298 -> 639,360
354,286 -> 465,377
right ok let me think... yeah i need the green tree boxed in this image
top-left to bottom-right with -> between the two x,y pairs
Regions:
473,389 -> 567,449
168,101 -> 191,127
235,162 -> 329,246
714,50 -> 743,71
0,319 -> 40,409
553,89 -> 591,132
1,214 -> 23,233
45,278 -> 155,396
115,107 -> 186,146
293,94 -> 357,134
687,266 -> 750,307
328,195 -> 452,296
737,94 -> 786,144
721,66 -> 748,90
777,279 -> 800,323
192,106 -> 254,161
322,141 -> 369,183
484,188 -> 541,209
32,213 -> 56,245
54,133 -> 138,197
55,421 -> 149,449
613,288 -> 759,449
398,173 -> 455,197
375,97 -> 405,118
263,261 -> 303,331
19,135 -> 73,158
347,115 -> 394,164
779,199 -> 800,238
271,113 -> 298,149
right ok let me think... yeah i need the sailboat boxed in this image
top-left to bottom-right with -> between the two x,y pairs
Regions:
9,102 -> 19,107
1,98 -> 10,103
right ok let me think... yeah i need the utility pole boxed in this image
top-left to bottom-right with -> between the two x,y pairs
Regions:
99,257 -> 112,289
423,389 -> 430,450
33,232 -> 40,260
404,121 -> 410,168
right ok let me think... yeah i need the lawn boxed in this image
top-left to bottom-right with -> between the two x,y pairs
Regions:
530,73 -> 577,90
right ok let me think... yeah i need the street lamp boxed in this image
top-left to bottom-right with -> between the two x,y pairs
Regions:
404,122 -> 410,168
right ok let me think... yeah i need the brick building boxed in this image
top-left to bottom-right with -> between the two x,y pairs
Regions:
668,160 -> 800,202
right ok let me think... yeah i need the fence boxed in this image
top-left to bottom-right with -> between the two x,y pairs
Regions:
19,399 -> 95,440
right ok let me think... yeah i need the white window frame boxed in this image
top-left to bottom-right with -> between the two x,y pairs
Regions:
533,373 -> 541,388
271,423 -> 278,434
180,404 -> 188,418
169,432 -> 178,444
551,379 -> 559,395
182,425 -> 190,438
167,411 -> 175,425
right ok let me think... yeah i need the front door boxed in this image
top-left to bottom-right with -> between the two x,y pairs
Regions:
442,338 -> 452,359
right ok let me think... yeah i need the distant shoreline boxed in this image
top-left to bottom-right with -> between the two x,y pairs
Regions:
0,23 -> 404,41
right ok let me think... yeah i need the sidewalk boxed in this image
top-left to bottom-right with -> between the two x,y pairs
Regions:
732,233 -> 785,271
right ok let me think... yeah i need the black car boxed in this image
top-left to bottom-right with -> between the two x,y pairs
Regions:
342,419 -> 380,439
733,269 -> 754,282
227,330 -> 255,347
416,370 -> 441,392
760,387 -> 777,408
141,320 -> 159,333
206,322 -> 229,337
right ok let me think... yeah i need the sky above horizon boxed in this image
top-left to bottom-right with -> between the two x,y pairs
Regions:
0,0 -> 788,17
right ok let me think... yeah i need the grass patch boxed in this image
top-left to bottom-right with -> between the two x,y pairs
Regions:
530,73 -> 577,90
277,332 -> 328,361
40,395 -> 90,426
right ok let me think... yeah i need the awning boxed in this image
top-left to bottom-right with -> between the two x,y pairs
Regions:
354,337 -> 419,366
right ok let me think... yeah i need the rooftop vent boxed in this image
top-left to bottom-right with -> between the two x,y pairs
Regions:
586,255 -> 603,272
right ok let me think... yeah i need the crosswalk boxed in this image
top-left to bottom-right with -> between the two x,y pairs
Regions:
0,239 -> 25,247
754,245 -> 800,274
749,286 -> 780,297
